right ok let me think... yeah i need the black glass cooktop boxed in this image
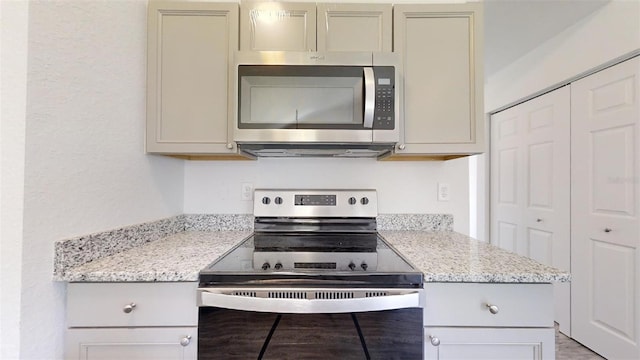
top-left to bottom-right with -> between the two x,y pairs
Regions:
199,235 -> 423,288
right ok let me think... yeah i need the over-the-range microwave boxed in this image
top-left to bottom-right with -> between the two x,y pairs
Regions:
232,51 -> 401,158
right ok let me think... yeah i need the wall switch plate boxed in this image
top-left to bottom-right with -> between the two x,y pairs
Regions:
437,182 -> 450,202
241,183 -> 253,201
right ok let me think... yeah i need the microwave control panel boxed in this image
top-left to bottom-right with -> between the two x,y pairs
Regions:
373,66 -> 395,130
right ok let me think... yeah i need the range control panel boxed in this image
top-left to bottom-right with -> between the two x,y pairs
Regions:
254,189 -> 377,218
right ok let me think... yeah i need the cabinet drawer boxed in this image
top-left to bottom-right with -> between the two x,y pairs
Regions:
67,282 -> 198,327
424,283 -> 553,327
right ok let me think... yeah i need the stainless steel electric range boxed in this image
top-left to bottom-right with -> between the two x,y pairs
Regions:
198,189 -> 424,360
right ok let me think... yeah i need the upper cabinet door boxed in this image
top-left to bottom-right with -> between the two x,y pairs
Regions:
240,2 -> 316,51
393,3 -> 484,158
317,3 -> 392,52
146,1 -> 239,155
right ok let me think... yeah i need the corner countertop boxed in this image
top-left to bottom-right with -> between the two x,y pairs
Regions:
59,230 -> 570,283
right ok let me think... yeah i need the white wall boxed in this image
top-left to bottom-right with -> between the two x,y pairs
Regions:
0,1 -> 28,358
0,1 -> 185,359
184,157 -> 470,234
485,0 -> 640,112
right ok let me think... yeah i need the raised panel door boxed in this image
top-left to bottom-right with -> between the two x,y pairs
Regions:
571,56 -> 639,360
393,3 -> 484,156
317,3 -> 391,52
146,1 -> 239,155
490,86 -> 571,334
240,2 -> 316,51
65,327 -> 197,360
424,327 -> 554,360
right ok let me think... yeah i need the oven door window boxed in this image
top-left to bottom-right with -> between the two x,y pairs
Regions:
238,66 -> 365,130
198,307 -> 422,359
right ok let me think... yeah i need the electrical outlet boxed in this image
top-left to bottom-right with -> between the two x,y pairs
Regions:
241,183 -> 253,201
438,182 -> 450,202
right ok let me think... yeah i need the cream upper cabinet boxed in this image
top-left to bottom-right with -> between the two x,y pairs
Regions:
317,3 -> 392,52
393,3 -> 484,158
146,1 -> 239,157
240,2 -> 316,51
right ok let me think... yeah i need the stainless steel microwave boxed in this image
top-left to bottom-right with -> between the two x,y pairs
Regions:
232,52 -> 401,158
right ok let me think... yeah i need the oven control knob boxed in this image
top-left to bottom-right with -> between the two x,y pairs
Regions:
261,262 -> 271,270
348,262 -> 356,271
274,197 -> 283,205
262,196 -> 271,205
361,263 -> 368,271
348,197 -> 357,205
274,262 -> 282,270
360,197 -> 369,205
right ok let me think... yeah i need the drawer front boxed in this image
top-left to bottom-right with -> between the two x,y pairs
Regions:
67,282 -> 198,327
424,283 -> 553,327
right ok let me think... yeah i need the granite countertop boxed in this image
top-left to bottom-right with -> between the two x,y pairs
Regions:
60,230 -> 570,283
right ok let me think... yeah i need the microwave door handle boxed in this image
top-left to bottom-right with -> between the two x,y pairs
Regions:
363,67 -> 375,129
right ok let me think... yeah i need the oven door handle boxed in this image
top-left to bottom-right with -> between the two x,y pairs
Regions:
198,289 -> 421,314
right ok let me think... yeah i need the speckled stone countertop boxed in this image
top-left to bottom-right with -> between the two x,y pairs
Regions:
59,230 -> 569,283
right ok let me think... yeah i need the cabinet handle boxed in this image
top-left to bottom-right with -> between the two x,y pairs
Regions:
604,228 -> 612,233
486,303 -> 499,314
122,303 -> 136,314
429,335 -> 440,346
536,218 -> 543,222
180,335 -> 192,347
397,144 -> 406,151
226,143 -> 234,150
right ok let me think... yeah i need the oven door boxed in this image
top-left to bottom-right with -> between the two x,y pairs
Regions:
197,288 -> 423,359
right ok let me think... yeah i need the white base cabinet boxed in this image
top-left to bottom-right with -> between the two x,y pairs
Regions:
65,327 -> 197,360
64,282 -> 198,360
424,327 -> 554,360
424,283 -> 555,360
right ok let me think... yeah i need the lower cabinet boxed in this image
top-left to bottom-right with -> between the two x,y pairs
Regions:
423,283 -> 556,360
65,327 -> 197,360
65,282 -> 198,360
424,327 -> 554,360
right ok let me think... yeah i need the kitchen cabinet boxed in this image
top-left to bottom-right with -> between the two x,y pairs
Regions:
392,3 -> 484,159
423,283 -> 555,359
146,1 -> 242,158
317,3 -> 392,52
240,2 -> 316,51
64,282 -> 198,360
240,2 -> 391,52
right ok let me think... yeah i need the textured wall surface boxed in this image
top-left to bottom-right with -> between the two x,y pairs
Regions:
14,1 -> 184,358
485,0 -> 640,111
184,157 -> 470,234
0,1 -> 29,358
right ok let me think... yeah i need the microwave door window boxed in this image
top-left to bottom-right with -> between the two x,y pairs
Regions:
239,75 -> 364,129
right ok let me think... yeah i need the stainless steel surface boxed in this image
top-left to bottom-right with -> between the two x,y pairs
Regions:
122,303 -> 136,314
253,189 -> 378,218
232,51 -> 401,157
364,67 -> 375,128
198,288 -> 421,313
429,335 -> 441,346
252,251 -> 378,272
486,303 -> 500,314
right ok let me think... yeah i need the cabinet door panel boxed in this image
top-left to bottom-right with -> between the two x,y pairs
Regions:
393,3 -> 483,156
65,327 -> 197,360
240,2 -> 315,51
146,1 -> 238,154
424,327 -> 554,360
317,3 -> 391,52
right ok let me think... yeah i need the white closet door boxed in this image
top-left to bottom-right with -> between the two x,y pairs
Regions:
491,86 -> 571,334
571,56 -> 640,360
